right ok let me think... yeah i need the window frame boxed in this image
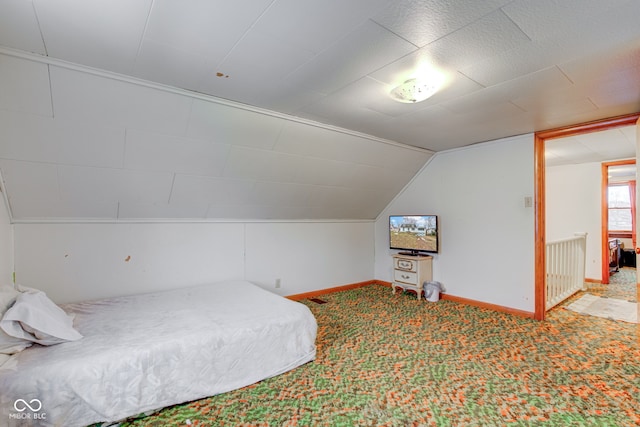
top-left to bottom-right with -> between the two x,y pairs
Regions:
607,181 -> 635,235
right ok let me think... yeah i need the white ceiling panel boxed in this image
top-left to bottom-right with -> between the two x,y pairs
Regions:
545,137 -> 608,163
132,39 -> 211,92
303,96 -> 391,131
186,99 -> 283,149
285,20 -> 417,94
441,95 -> 524,120
222,150 -> 306,184
364,107 -> 453,151
0,160 -> 60,203
50,67 -> 193,135
1,0 -> 639,221
463,2 -> 640,88
292,157 -> 357,187
142,0 -> 272,62
372,0 -> 512,47
250,81 -> 325,116
0,0 -> 46,54
300,105 -> 396,140
348,164 -> 395,190
419,10 -> 531,72
205,204 -> 308,220
501,0 -> 624,42
545,125 -> 637,167
459,39 -> 564,89
488,67 -> 574,108
0,111 -> 58,163
55,122 -> 126,169
558,44 -> 640,86
573,130 -> 632,152
203,205 -> 257,219
252,181 -> 312,207
274,121 -> 415,169
0,111 -> 125,168
251,0 -> 392,55
8,195 -> 118,220
512,89 -> 599,122
0,55 -> 52,116
124,129 -> 229,176
118,201 -> 210,220
33,0 -> 152,73
308,186 -> 393,217
34,0 -> 152,74
376,167 -> 421,193
584,72 -> 640,109
594,146 -> 636,161
620,125 -> 637,142
378,146 -> 432,174
169,174 -> 256,206
307,186 -> 360,208
211,29 -> 316,91
0,160 -> 119,220
273,121 -> 348,160
57,166 -> 174,205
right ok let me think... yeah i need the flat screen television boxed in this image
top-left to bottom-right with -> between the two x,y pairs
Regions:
389,215 -> 438,255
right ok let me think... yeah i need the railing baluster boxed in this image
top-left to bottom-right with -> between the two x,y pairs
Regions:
545,233 -> 587,310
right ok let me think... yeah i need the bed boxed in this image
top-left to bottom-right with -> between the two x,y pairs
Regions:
0,280 -> 317,427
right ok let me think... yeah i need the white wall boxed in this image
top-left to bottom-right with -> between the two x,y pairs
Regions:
545,162 -> 602,281
0,197 -> 13,285
375,134 -> 536,312
14,221 -> 373,303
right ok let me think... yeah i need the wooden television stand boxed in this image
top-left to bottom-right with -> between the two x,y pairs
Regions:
391,253 -> 433,301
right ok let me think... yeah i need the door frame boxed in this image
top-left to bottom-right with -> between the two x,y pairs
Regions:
534,112 -> 640,321
601,159 -> 636,285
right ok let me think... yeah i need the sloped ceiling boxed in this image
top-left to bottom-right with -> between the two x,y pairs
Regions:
0,0 -> 639,222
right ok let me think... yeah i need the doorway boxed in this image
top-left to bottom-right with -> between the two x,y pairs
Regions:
602,160 -> 636,285
534,113 -> 640,321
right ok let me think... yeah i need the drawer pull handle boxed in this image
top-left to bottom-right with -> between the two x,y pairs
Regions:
402,274 -> 410,279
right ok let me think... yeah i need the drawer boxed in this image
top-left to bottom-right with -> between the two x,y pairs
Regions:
394,269 -> 418,285
395,258 -> 416,272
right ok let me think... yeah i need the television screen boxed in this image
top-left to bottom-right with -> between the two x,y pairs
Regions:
389,215 -> 438,254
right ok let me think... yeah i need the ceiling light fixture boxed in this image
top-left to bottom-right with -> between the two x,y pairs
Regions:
390,78 -> 439,103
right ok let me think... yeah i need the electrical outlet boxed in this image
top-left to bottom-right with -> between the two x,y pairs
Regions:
275,278 -> 281,288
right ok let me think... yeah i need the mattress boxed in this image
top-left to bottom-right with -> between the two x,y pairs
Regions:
0,280 -> 317,426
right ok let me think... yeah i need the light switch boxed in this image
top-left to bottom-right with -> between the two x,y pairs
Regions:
524,196 -> 533,208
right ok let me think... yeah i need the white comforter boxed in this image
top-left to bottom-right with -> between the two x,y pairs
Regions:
0,281 -> 317,426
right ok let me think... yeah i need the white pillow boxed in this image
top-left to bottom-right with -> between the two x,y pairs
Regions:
15,283 -> 40,294
0,284 -> 20,314
0,284 -> 32,355
0,330 -> 32,354
1,291 -> 83,346
0,352 -> 19,371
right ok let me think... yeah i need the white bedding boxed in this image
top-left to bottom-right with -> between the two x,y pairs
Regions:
0,280 -> 317,426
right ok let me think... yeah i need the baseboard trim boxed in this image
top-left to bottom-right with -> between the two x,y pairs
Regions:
286,280 -> 377,301
585,278 -> 602,284
383,280 -> 534,318
289,280 -> 535,318
440,294 -> 535,318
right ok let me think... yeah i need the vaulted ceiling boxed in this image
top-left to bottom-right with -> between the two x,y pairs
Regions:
0,0 -> 639,222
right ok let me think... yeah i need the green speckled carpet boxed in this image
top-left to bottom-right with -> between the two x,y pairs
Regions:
118,285 -> 639,427
588,267 -> 637,302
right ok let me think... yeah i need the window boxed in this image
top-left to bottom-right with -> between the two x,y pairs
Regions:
608,183 -> 635,232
